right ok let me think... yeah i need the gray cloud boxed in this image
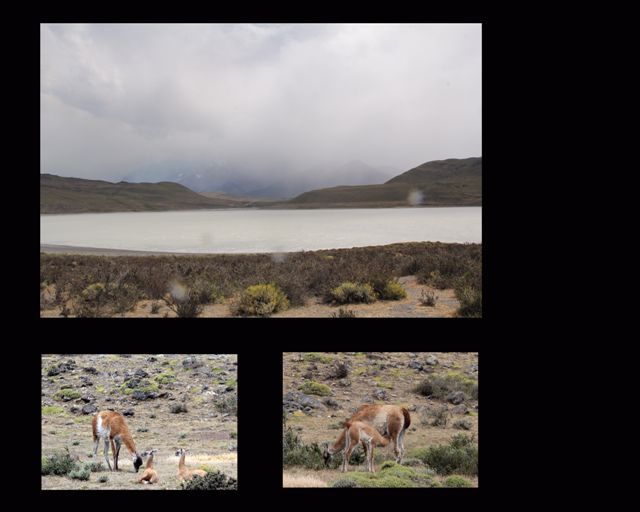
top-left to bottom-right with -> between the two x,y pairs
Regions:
41,23 -> 481,183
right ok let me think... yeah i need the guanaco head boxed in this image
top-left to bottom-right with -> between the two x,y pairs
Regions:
175,448 -> 187,457
133,453 -> 143,472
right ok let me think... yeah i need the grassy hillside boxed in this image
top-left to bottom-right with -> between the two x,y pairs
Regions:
282,352 -> 478,488
286,157 -> 481,208
41,354 -> 237,490
41,174 -> 238,214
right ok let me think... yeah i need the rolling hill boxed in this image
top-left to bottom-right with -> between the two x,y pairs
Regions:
40,174 -> 243,214
284,157 -> 481,208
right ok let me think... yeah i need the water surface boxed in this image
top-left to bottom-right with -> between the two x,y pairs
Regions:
40,207 -> 482,253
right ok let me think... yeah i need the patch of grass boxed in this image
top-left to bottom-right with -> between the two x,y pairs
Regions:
233,283 -> 289,317
153,371 -> 176,385
298,381 -> 331,396
331,307 -> 357,318
411,434 -> 478,476
95,386 -> 106,393
329,282 -> 377,304
180,470 -> 237,490
98,475 -> 109,483
330,462 -> 438,488
453,419 -> 472,430
372,279 -> 407,300
444,475 -> 473,487
41,405 -> 66,415
72,441 -> 80,446
54,389 -> 81,401
302,353 -> 334,364
456,286 -> 482,318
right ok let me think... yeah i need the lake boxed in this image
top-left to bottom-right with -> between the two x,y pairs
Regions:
40,207 -> 482,254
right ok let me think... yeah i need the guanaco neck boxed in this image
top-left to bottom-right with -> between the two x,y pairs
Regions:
146,453 -> 155,469
179,453 -> 186,470
329,429 -> 347,454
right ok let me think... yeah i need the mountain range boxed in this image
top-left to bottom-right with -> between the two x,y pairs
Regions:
41,157 -> 481,214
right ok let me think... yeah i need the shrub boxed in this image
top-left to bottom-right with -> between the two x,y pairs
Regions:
414,375 -> 477,401
429,406 -> 450,428
234,283 -> 289,316
170,403 -> 188,414
444,475 -> 473,487
164,290 -> 203,318
329,282 -> 377,304
87,461 -> 104,472
41,449 -> 76,476
69,463 -> 91,480
54,389 -> 81,401
328,361 -> 349,379
412,434 -> 478,476
298,381 -> 331,396
215,394 -> 237,415
98,475 -> 109,483
150,302 -> 160,314
180,470 -> 237,490
372,279 -> 407,300
331,308 -> 357,318
456,286 -> 482,317
420,290 -> 438,307
453,419 -> 472,430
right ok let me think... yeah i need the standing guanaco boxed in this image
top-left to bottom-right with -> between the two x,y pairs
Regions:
92,410 -> 143,472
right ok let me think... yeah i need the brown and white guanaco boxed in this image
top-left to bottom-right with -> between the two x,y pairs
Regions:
175,448 -> 207,481
92,410 -> 143,472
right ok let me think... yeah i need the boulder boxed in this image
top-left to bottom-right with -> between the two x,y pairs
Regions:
134,369 -> 149,379
122,409 -> 135,416
408,361 -> 423,371
425,355 -> 439,366
182,356 -> 203,369
82,404 -> 97,415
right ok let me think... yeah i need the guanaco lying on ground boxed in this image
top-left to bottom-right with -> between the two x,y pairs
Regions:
137,450 -> 159,484
175,448 -> 207,481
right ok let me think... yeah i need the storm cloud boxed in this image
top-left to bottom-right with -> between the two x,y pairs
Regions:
40,23 -> 481,183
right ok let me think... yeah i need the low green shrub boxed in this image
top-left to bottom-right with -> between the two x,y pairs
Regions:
331,308 -> 357,318
98,475 -> 109,483
411,434 -> 478,476
170,403 -> 188,414
69,463 -> 91,481
54,389 -> 81,401
298,381 -> 331,396
329,282 -> 377,304
303,353 -> 333,364
180,470 -> 237,490
372,279 -> 407,300
215,394 -> 238,415
41,449 -> 77,476
234,283 -> 289,316
41,405 -> 66,415
330,462 -> 438,488
444,475 -> 473,487
456,286 -> 482,318
282,427 -> 364,470
413,375 -> 477,401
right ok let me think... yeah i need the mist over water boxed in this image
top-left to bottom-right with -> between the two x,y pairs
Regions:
40,208 -> 481,254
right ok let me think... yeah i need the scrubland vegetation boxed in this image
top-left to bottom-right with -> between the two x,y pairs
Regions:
40,242 -> 481,317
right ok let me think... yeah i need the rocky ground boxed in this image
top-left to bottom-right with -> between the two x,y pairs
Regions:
282,352 -> 479,487
41,354 -> 237,490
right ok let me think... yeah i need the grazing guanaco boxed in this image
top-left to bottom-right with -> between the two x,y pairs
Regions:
92,410 -> 143,472
323,404 -> 411,465
175,448 -> 207,481
137,450 -> 159,484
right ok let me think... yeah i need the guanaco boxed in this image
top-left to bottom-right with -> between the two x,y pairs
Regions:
137,450 -> 159,484
323,404 -> 411,465
92,410 -> 143,472
175,448 -> 207,481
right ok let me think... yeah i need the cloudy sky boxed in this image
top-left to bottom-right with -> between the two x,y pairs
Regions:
40,23 -> 481,182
